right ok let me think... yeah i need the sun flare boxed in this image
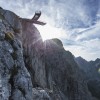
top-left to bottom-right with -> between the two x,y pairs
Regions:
35,24 -> 67,41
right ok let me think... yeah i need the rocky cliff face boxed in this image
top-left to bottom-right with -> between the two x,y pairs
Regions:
44,39 -> 94,100
21,18 -> 47,88
75,57 -> 100,80
0,7 -> 97,100
75,57 -> 100,100
0,8 -> 33,100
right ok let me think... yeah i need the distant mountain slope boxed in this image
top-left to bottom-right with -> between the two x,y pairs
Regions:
75,57 -> 100,79
75,57 -> 100,99
44,39 -> 93,100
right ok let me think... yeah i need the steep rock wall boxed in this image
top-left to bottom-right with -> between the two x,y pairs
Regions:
44,39 -> 94,100
0,8 -> 33,100
21,19 -> 47,88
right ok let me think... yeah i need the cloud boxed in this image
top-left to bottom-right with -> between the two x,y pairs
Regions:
0,0 -> 100,60
64,38 -> 100,61
74,21 -> 100,41
1,0 -> 99,27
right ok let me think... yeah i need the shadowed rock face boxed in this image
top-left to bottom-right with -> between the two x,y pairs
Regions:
44,39 -> 93,100
76,57 -> 100,81
0,8 -> 97,100
75,57 -> 100,100
21,19 -> 47,88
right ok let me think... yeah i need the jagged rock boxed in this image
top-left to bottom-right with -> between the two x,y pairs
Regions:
88,79 -> 100,99
0,8 -> 33,100
75,57 -> 100,80
11,89 -> 26,100
0,8 -> 22,33
75,57 -> 100,99
75,57 -> 89,76
44,39 -> 93,100
0,31 -> 5,40
32,88 -> 51,100
21,19 -> 47,88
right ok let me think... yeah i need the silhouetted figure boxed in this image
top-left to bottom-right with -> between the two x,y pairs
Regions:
21,11 -> 46,25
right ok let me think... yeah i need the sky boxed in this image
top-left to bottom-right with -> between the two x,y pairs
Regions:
0,0 -> 100,61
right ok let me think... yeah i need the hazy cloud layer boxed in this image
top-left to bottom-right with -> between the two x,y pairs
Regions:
0,0 -> 100,60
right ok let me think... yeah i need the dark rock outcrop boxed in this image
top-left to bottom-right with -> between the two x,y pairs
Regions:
21,18 -> 47,88
0,7 -> 97,100
75,57 -> 89,73
75,57 -> 100,80
75,57 -> 100,100
44,39 -> 93,100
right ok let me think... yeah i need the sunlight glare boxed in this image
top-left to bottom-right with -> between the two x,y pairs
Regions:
35,24 -> 67,41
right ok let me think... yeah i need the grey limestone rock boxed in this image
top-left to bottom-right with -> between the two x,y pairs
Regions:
44,39 -> 93,100
0,8 -> 33,100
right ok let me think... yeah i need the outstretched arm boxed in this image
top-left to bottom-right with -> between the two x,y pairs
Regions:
21,11 -> 46,25
32,11 -> 41,21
